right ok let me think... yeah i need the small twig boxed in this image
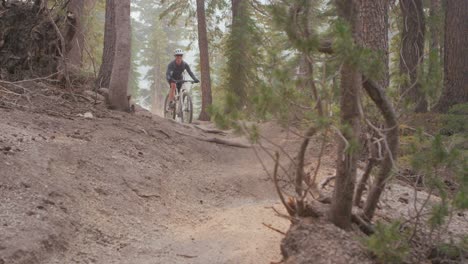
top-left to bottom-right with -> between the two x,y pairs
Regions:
176,254 -> 197,259
46,8 -> 75,100
262,222 -> 286,235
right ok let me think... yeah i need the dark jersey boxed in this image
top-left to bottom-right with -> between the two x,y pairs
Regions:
166,60 -> 197,82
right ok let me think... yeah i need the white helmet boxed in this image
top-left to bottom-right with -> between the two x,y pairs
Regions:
174,49 -> 184,56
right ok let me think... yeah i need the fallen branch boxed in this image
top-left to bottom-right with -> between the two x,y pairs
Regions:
175,131 -> 250,148
262,222 -> 286,235
176,254 -> 197,259
194,125 -> 227,135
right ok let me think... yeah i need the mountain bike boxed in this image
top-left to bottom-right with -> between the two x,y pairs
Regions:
164,80 -> 194,123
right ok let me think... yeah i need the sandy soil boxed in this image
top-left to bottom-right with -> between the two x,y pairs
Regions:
0,105 -> 293,264
1,85 -> 466,264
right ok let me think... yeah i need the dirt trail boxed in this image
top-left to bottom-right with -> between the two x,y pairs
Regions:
0,107 -> 291,264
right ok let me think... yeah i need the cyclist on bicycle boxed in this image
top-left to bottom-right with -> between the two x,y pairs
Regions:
166,49 -> 199,109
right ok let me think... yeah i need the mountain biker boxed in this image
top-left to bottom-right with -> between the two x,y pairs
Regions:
166,49 -> 199,109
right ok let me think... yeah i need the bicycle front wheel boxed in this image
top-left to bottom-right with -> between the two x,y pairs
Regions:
180,93 -> 193,123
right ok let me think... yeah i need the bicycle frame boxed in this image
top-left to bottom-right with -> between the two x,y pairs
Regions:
165,80 -> 194,123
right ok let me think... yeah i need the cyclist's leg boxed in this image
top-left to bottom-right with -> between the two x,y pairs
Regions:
176,82 -> 183,95
169,82 -> 176,102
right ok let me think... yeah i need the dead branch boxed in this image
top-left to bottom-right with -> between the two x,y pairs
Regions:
176,254 -> 197,259
45,8 -> 74,94
175,131 -> 250,148
194,125 -> 227,135
262,222 -> 286,235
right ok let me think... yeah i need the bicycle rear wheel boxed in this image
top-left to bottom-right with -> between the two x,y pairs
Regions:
164,94 -> 175,120
180,93 -> 193,123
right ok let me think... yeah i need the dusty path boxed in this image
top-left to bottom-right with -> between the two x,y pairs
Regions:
0,108 -> 291,264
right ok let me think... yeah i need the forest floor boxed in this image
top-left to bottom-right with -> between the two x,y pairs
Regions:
0,85 -> 302,264
1,84 -> 467,264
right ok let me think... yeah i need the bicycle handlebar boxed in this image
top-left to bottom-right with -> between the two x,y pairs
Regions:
174,80 -> 195,84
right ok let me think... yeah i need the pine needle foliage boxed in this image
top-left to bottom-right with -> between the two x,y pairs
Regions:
222,0 -> 262,115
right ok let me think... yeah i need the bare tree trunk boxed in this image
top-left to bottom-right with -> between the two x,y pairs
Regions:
362,79 -> 398,220
152,62 -> 164,116
108,0 -> 131,111
330,0 -> 362,230
354,159 -> 375,207
433,0 -> 468,113
359,0 -> 389,88
232,0 -> 242,21
196,0 -> 212,121
96,0 -> 115,89
429,0 -> 441,53
67,0 -> 85,69
399,0 -> 427,112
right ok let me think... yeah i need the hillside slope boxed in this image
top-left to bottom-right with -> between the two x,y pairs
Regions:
0,106 -> 290,264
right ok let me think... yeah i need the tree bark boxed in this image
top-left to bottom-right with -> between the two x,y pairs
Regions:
67,0 -> 85,68
359,0 -> 389,88
329,0 -> 362,230
96,0 -> 115,89
232,0 -> 242,22
108,0 -> 131,111
196,0 -> 212,121
434,0 -> 468,113
399,0 -> 427,112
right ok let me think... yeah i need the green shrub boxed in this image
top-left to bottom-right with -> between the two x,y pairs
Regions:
364,221 -> 410,264
440,103 -> 468,136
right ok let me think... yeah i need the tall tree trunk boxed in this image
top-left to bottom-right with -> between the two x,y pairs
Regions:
359,0 -> 389,88
225,0 -> 249,112
358,0 -> 398,221
429,0 -> 441,53
232,0 -> 242,21
329,0 -> 362,230
67,0 -> 85,68
96,0 -> 115,89
399,0 -> 427,112
108,0 -> 131,111
196,0 -> 212,121
152,63 -> 164,116
434,0 -> 468,113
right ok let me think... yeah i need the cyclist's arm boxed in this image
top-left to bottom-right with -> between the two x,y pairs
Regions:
185,63 -> 199,82
166,62 -> 174,82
